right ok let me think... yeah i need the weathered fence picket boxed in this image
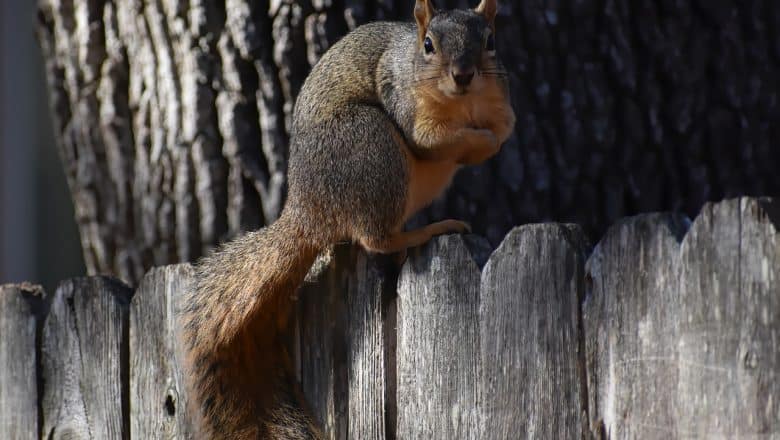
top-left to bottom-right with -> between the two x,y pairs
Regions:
130,265 -> 195,439
585,198 -> 780,438
397,235 -> 482,439
0,284 -> 42,440
41,278 -> 131,439
297,247 -> 351,438
345,252 -> 392,440
0,198 -> 778,439
480,224 -> 588,439
584,213 -> 689,438
676,198 -> 779,435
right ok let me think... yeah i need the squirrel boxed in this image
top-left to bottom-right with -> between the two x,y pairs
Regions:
179,0 -> 515,438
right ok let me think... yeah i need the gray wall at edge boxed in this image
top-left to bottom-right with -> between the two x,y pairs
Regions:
0,0 -> 84,290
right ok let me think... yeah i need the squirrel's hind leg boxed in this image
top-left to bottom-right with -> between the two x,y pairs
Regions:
359,220 -> 471,254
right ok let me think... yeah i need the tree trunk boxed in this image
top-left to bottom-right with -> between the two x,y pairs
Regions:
37,0 -> 780,284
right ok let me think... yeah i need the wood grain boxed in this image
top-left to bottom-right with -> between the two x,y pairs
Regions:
41,277 -> 132,440
346,252 -> 391,440
396,234 -> 482,439
676,198 -> 780,437
130,264 -> 196,439
1,198 -> 778,439
480,225 -> 588,439
585,198 -> 780,438
584,213 -> 689,438
297,246 -> 350,439
0,283 -> 44,440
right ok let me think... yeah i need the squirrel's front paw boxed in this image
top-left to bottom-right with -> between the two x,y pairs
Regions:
459,128 -> 499,165
467,128 -> 498,145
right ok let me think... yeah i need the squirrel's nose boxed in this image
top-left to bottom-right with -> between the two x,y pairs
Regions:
452,68 -> 475,87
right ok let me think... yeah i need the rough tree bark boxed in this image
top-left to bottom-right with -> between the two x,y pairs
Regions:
37,0 -> 780,284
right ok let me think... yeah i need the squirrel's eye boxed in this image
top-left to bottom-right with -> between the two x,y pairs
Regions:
424,36 -> 435,54
486,33 -> 495,52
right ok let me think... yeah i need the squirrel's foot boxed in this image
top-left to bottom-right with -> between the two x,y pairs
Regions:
359,220 -> 470,254
430,219 -> 471,235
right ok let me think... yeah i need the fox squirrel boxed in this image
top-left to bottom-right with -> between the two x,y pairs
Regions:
180,0 -> 515,438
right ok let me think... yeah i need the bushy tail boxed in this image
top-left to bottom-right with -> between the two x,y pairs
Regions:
180,213 -> 323,439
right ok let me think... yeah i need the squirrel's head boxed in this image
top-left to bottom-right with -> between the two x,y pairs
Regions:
414,0 -> 502,97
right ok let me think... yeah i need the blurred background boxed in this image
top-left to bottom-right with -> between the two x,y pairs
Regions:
0,0 -> 85,291
3,0 -> 780,289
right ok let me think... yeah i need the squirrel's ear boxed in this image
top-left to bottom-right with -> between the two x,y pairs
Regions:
475,0 -> 498,26
414,0 -> 436,37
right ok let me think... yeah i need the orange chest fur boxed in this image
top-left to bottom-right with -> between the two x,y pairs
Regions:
414,81 -> 510,131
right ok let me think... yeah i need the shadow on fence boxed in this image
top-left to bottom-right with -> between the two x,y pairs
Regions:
1,197 -> 778,439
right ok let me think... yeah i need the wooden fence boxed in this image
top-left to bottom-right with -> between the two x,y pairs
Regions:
1,197 -> 778,439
